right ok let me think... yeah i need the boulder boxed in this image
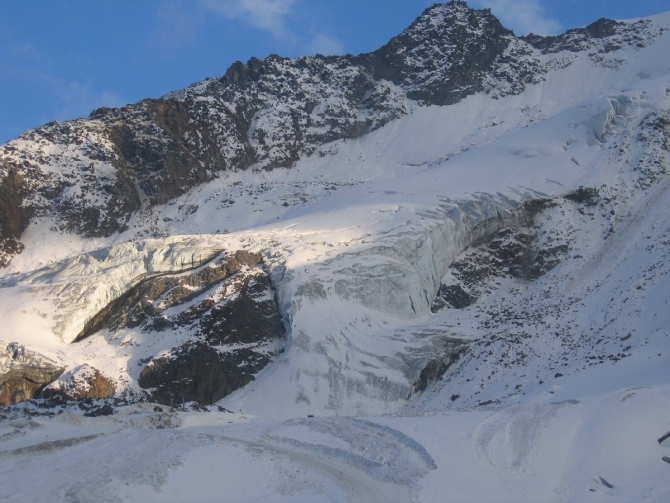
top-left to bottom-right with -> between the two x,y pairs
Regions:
44,364 -> 115,400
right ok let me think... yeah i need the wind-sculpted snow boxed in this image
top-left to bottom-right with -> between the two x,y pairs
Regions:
266,417 -> 436,484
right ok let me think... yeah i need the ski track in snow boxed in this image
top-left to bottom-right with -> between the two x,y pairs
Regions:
219,434 -> 413,503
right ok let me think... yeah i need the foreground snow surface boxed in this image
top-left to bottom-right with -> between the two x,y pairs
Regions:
2,11 -> 670,502
1,381 -> 669,502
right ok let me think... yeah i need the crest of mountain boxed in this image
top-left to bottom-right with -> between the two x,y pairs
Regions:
0,1 -> 662,268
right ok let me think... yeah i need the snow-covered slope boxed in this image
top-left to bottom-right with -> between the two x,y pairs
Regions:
1,3 -> 670,502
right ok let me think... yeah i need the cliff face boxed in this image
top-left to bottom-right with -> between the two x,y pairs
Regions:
74,249 -> 286,406
0,343 -> 64,405
2,2 -> 660,267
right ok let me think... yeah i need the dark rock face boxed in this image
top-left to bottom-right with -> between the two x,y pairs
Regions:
85,404 -> 114,417
138,341 -> 271,405
0,168 -> 30,267
412,338 -> 469,394
76,250 -> 249,341
371,1 -> 514,105
135,257 -> 285,405
43,365 -> 115,401
72,249 -> 286,405
0,343 -> 64,405
431,284 -> 476,312
633,109 -> 670,190
523,17 -> 659,54
198,270 -> 285,346
0,344 -> 117,405
0,2 -> 661,266
431,197 -> 573,312
564,186 -> 600,206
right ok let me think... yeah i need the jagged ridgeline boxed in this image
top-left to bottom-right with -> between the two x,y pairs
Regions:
0,1 -> 656,267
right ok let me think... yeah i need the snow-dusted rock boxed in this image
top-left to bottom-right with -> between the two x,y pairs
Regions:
0,342 -> 64,405
44,364 -> 115,400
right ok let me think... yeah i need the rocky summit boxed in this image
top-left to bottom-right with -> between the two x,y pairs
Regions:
1,2 -> 670,501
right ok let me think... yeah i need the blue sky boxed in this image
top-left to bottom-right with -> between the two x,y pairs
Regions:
1,0 -> 669,144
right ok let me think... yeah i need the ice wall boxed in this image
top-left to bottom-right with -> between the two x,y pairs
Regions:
227,194 -> 530,415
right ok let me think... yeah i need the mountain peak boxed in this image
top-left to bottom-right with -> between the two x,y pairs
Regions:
413,1 -> 506,30
371,1 -> 513,105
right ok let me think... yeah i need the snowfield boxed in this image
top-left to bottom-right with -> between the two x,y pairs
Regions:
1,7 -> 670,503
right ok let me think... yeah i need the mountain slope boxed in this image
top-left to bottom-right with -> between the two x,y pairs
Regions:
1,2 -> 663,267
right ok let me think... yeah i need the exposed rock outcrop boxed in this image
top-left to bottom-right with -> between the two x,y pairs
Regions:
75,249 -> 255,341
43,364 -> 115,400
77,250 -> 283,342
370,1 -> 515,105
430,196 -> 581,313
70,249 -> 286,406
523,17 -> 659,54
0,342 -> 64,405
138,341 -> 272,406
410,337 -> 469,394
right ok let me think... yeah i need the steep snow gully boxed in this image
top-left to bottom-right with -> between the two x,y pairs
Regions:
2,2 -> 670,502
